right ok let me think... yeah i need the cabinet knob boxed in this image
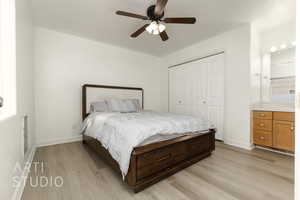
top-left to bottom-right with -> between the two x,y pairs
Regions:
291,127 -> 294,130
260,136 -> 265,140
259,123 -> 265,127
260,114 -> 265,117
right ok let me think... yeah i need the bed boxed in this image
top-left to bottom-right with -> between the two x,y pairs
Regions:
81,84 -> 215,192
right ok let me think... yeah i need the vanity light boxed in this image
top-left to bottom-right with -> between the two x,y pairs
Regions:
280,44 -> 287,49
270,41 -> 295,53
270,46 -> 277,53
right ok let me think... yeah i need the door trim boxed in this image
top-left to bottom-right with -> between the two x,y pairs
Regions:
168,51 -> 225,69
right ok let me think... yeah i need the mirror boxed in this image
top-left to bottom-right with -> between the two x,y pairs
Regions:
261,46 -> 295,105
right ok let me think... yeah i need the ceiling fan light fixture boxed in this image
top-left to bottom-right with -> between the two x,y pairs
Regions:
158,23 -> 166,32
146,21 -> 158,34
153,29 -> 160,35
146,24 -> 153,34
146,21 -> 165,35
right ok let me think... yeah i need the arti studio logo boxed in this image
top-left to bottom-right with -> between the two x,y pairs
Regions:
13,161 -> 64,188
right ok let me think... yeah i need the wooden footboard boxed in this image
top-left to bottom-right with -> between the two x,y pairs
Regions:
83,129 -> 215,193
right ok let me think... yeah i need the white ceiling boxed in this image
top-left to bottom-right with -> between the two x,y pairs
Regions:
31,0 -> 295,57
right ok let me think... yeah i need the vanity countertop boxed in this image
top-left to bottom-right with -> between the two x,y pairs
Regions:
250,103 -> 295,112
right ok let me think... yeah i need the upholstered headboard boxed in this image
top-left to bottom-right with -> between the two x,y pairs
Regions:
82,84 -> 144,120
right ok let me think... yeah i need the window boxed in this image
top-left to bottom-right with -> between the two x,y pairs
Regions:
0,0 -> 16,119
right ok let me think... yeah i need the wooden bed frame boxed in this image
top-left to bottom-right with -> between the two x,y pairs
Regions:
82,84 -> 215,192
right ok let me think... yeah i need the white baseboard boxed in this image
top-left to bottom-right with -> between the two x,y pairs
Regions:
224,139 -> 254,150
255,145 -> 294,156
37,135 -> 83,147
11,146 -> 36,200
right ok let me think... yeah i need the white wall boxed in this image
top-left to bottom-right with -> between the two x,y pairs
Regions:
34,27 -> 167,146
164,25 -> 252,149
0,0 -> 35,199
250,23 -> 262,104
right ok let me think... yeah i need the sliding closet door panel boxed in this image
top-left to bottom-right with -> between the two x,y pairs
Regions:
206,54 -> 225,140
184,64 -> 193,115
169,67 -> 187,114
169,53 -> 224,140
187,59 -> 208,120
207,55 -> 224,106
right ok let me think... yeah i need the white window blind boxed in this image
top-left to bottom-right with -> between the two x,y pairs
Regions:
0,0 -> 16,119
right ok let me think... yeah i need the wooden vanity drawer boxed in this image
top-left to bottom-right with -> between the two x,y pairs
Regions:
253,130 -> 273,147
273,112 -> 294,122
253,119 -> 273,131
253,111 -> 273,120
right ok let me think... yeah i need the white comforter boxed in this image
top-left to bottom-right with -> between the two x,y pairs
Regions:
82,111 -> 209,178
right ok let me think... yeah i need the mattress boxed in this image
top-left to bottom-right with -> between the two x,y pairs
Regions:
82,110 -> 209,177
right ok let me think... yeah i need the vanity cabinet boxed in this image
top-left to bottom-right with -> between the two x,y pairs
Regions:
253,111 -> 295,152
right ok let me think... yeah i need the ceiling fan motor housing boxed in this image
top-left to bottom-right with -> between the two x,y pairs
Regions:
147,5 -> 164,21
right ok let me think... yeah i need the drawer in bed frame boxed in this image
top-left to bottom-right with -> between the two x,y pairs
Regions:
83,129 -> 215,193
136,141 -> 186,180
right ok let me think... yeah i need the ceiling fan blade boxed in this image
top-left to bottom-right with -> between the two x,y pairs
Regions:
131,24 -> 149,38
160,31 -> 169,41
116,11 -> 148,20
155,0 -> 168,16
163,17 -> 196,24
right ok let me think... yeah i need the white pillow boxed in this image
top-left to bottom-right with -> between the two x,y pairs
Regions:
130,99 -> 141,111
107,99 -> 141,113
123,99 -> 137,112
107,99 -> 125,112
90,101 -> 108,112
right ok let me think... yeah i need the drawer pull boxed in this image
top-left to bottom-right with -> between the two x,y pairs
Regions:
260,136 -> 265,140
260,114 -> 265,117
157,154 -> 171,162
259,123 -> 265,127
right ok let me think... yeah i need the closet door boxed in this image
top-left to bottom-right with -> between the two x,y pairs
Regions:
206,54 -> 224,140
169,60 -> 208,118
183,57 -> 208,120
169,53 -> 225,140
169,67 -> 187,114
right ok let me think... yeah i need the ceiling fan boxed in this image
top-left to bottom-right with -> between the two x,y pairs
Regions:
116,0 -> 196,41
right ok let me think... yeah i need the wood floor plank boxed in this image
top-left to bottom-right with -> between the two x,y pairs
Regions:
22,142 -> 294,200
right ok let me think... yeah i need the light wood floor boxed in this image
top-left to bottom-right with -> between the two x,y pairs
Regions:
22,142 -> 294,200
